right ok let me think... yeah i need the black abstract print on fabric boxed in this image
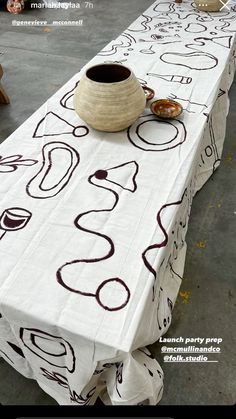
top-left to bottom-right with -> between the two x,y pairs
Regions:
20,328 -> 76,373
56,161 -> 139,311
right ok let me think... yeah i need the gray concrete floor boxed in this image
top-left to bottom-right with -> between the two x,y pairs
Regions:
0,0 -> 235,406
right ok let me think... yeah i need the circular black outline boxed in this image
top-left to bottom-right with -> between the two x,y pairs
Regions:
95,278 -> 130,311
72,126 -> 89,137
127,114 -> 187,152
205,145 -> 213,157
137,120 -> 178,146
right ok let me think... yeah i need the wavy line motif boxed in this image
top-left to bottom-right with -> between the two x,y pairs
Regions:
142,190 -> 186,279
98,33 -> 136,56
153,2 -> 215,23
128,14 -> 153,32
141,182 -> 194,333
215,15 -> 236,33
142,189 -> 187,308
57,161 -> 139,311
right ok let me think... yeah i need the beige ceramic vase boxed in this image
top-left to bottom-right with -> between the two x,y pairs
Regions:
194,0 -> 227,11
74,63 -> 146,132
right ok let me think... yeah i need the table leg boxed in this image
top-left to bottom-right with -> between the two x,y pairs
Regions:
0,65 -> 10,104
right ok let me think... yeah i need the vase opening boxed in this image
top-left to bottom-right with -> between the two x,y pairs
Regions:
86,64 -> 131,83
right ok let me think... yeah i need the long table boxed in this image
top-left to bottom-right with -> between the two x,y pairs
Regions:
0,1 -> 235,405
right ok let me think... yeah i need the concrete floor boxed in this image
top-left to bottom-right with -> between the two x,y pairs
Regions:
0,0 -> 235,406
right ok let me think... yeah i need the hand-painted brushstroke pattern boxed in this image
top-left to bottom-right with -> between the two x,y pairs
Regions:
57,161 -> 139,311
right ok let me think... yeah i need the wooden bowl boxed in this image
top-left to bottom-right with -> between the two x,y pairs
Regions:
151,99 -> 183,119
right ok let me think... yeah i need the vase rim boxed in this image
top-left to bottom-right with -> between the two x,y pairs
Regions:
85,63 -> 133,85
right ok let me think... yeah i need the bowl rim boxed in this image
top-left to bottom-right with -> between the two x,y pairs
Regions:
85,63 -> 133,85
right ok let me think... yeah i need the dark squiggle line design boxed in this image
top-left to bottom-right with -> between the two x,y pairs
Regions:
128,14 -> 152,32
41,367 -> 96,405
142,189 -> 187,302
97,33 -> 136,56
139,33 -> 181,45
60,80 -> 79,110
153,3 -> 215,23
57,162 -> 138,311
57,174 -> 117,283
154,20 -> 180,29
139,33 -> 169,41
26,142 -> 80,199
161,49 -> 218,70
70,387 -> 96,405
160,31 -> 226,71
0,154 -> 38,173
0,349 -> 14,363
20,328 -> 76,373
127,114 -> 187,152
41,367 -> 69,388
33,111 -> 89,139
116,33 -> 137,44
93,362 -> 113,376
215,15 -> 236,33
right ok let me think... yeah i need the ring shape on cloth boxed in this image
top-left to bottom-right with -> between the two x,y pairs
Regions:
127,114 -> 187,152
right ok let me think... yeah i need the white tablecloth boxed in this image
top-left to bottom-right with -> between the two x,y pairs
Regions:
0,1 -> 235,405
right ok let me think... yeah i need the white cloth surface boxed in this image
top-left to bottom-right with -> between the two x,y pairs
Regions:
0,1 -> 235,405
